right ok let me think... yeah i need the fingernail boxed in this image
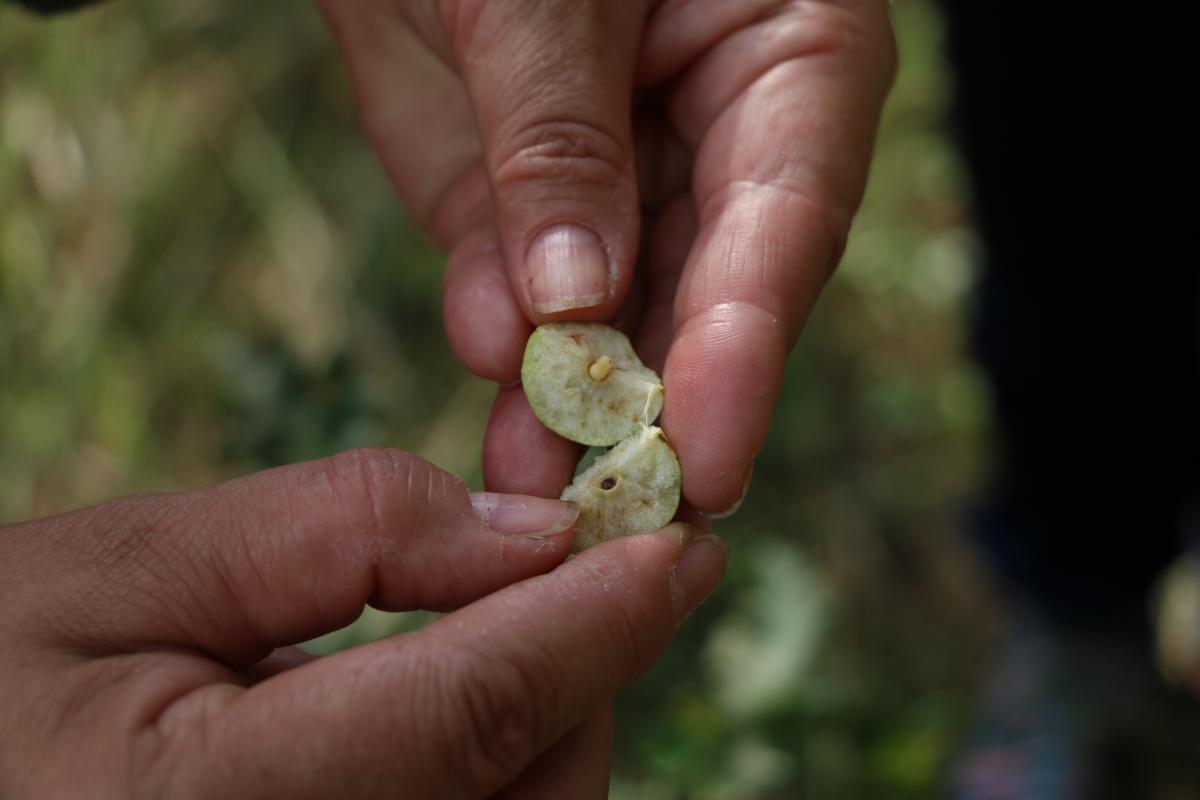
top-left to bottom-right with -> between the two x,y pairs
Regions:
701,462 -> 754,521
470,492 -> 579,538
527,223 -> 610,313
668,526 -> 729,622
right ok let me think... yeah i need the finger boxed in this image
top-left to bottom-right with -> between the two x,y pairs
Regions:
443,222 -> 533,382
674,500 -> 715,535
494,705 -> 614,800
483,384 -> 582,496
161,525 -> 728,799
442,118 -> 685,386
441,118 -> 686,388
657,1 -> 897,512
317,0 -> 480,243
440,119 -> 682,384
635,0 -> 782,88
11,448 -> 578,665
444,0 -> 650,319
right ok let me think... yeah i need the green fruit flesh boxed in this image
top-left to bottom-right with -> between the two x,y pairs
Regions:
521,323 -> 663,447
561,425 -> 681,552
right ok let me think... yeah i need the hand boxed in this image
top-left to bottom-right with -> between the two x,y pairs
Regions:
318,0 -> 896,512
0,448 -> 726,798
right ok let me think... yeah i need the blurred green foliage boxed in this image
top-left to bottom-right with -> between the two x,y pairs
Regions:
1,1 -> 993,796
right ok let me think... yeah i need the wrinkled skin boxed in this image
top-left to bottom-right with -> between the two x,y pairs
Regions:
318,0 -> 897,514
0,448 -> 726,798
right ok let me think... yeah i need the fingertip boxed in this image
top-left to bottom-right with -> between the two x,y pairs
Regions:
569,523 -> 692,590
483,385 -> 583,496
575,523 -> 727,624
670,531 -> 729,622
589,521 -> 693,561
448,1 -> 645,329
469,491 -> 579,538
444,232 -> 531,382
699,462 -> 753,520
662,304 -> 785,513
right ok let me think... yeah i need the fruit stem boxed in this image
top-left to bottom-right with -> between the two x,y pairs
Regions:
588,356 -> 614,382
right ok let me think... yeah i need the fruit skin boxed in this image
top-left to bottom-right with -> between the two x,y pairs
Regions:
521,323 -> 663,447
560,425 -> 681,553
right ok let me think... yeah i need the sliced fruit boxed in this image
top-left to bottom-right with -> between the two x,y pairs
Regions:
521,322 -> 663,447
561,425 -> 681,552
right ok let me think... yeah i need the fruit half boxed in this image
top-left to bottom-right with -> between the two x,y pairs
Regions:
561,425 -> 681,552
521,322 -> 663,447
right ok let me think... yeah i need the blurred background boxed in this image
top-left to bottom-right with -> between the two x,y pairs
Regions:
2,1 -> 1005,795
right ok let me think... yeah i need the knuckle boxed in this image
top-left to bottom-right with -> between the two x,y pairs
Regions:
790,1 -> 897,90
318,448 -> 471,578
328,446 -> 418,489
435,645 -> 545,794
323,446 -> 423,530
491,118 -> 629,195
703,174 -> 853,256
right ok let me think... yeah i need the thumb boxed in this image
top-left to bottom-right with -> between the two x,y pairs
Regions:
444,0 -> 648,318
10,448 -> 578,666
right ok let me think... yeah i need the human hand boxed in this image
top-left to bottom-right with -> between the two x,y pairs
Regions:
0,448 -> 726,797
318,0 -> 896,513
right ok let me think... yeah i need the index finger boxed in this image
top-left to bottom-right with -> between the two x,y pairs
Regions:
648,0 -> 896,512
